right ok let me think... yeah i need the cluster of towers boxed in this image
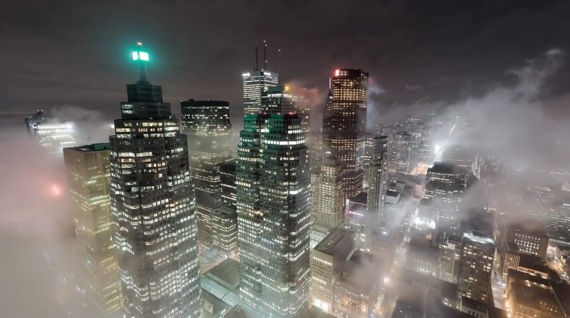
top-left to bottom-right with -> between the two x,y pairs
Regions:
59,42 -> 397,318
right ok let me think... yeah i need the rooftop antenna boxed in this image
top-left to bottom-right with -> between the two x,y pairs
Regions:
277,48 -> 281,75
263,40 -> 267,70
255,40 -> 259,70
132,42 -> 149,82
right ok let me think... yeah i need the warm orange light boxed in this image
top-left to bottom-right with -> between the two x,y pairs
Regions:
334,69 -> 340,76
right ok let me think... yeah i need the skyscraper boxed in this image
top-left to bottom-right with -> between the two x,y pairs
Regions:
424,162 -> 468,245
261,85 -> 296,114
242,44 -> 279,115
316,153 -> 344,229
322,68 -> 369,199
26,111 -> 76,156
236,112 -> 311,317
109,44 -> 201,318
388,131 -> 412,174
181,99 -> 232,247
63,143 -> 122,317
366,136 -> 389,227
457,232 -> 495,303
24,109 -> 45,134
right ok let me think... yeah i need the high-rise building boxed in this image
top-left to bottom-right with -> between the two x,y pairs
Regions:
298,106 -> 311,133
457,232 -> 494,303
424,163 -> 467,245
505,220 -> 549,259
27,114 -> 76,156
24,109 -> 45,134
261,85 -> 296,114
220,161 -> 237,213
366,136 -> 389,228
63,143 -> 122,317
242,70 -> 279,114
236,112 -> 311,317
322,68 -> 369,199
316,153 -> 344,228
109,44 -> 201,318
212,161 -> 239,258
181,99 -> 232,247
388,131 -> 412,174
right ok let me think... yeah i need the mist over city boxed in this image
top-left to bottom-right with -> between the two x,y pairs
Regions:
2,1 -> 570,318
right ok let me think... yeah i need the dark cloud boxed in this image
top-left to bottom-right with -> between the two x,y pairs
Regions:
1,0 -> 569,121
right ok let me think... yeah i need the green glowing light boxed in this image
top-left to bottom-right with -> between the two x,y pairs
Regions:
132,51 -> 149,61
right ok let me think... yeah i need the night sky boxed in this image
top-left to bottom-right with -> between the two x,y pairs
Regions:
1,0 -> 570,119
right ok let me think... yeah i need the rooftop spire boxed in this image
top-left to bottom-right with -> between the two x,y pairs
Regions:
132,42 -> 149,83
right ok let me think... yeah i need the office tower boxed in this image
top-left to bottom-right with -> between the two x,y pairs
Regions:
63,143 -> 122,317
457,232 -> 494,303
211,160 -> 239,258
438,235 -> 461,283
24,109 -> 45,134
366,136 -> 389,227
441,144 -> 477,176
388,131 -> 412,174
261,85 -> 297,113
311,227 -> 355,314
419,126 -> 435,166
316,153 -> 344,228
181,99 -> 232,247
211,207 -> 238,258
321,92 -> 333,152
220,161 -> 237,213
242,43 -> 279,114
345,192 -> 368,249
310,171 -> 320,225
109,44 -> 201,318
298,106 -> 311,133
322,69 -> 369,199
237,112 -> 311,317
27,115 -> 76,156
424,163 -> 467,245
505,220 -> 549,259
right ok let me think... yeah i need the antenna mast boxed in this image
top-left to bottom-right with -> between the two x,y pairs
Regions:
263,40 -> 267,70
255,41 -> 259,70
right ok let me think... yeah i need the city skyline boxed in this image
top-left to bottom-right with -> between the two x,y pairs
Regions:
2,3 -> 570,318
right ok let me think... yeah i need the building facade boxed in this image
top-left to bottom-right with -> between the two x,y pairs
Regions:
63,143 -> 122,317
366,136 -> 389,228
457,232 -> 494,303
316,153 -> 345,229
242,70 -> 279,114
180,99 -> 232,248
109,50 -> 201,318
236,113 -> 311,317
322,69 -> 369,199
